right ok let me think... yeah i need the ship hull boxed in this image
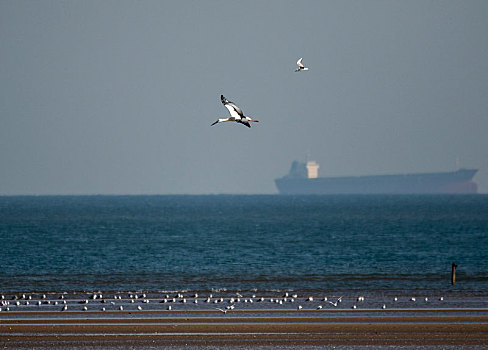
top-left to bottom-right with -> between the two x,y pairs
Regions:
275,169 -> 478,195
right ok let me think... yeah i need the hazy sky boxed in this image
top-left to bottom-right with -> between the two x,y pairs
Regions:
1,0 -> 487,194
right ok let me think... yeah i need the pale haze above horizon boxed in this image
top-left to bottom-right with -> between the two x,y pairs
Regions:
1,0 -> 487,194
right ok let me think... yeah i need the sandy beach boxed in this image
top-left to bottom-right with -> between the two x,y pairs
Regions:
2,310 -> 488,348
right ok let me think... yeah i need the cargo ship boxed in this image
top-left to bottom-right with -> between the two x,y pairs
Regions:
275,161 -> 478,194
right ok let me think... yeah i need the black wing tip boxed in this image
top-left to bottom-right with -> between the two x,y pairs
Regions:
237,120 -> 251,128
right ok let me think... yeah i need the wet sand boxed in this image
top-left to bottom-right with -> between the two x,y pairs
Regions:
2,311 -> 488,348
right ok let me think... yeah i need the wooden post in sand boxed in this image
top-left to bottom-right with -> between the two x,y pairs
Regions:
451,263 -> 457,285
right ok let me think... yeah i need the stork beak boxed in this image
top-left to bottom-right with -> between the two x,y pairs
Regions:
211,120 -> 218,126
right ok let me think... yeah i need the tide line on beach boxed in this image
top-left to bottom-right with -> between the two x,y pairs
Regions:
2,310 -> 488,348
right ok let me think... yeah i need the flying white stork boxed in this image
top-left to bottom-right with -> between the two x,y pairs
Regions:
211,95 -> 259,128
295,57 -> 309,72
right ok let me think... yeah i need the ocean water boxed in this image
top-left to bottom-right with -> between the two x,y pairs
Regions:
1,195 -> 487,295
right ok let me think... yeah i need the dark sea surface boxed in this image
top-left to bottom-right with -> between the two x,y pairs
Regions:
1,195 -> 487,295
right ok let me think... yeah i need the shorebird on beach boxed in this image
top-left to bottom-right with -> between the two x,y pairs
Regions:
295,57 -> 309,72
327,296 -> 343,307
216,307 -> 228,314
211,95 -> 259,128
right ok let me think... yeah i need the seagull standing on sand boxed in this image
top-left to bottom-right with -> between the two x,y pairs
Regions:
295,58 -> 309,72
211,95 -> 259,128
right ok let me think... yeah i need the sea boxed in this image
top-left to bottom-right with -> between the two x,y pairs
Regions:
1,194 -> 487,297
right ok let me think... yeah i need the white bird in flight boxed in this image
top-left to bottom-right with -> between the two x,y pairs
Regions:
295,57 -> 309,72
327,296 -> 343,307
211,95 -> 259,128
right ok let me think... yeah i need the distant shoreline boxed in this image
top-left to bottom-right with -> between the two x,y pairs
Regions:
1,193 -> 487,196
